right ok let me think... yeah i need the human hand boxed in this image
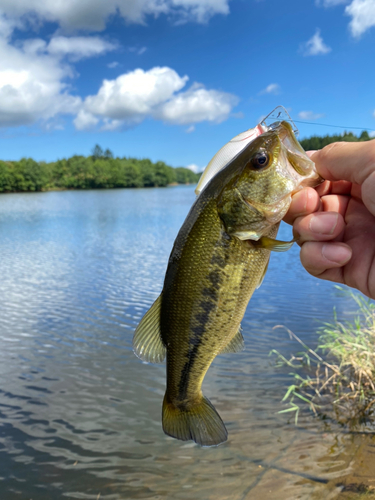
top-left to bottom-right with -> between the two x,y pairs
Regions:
284,141 -> 375,299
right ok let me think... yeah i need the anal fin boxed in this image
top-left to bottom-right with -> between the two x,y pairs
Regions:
256,258 -> 269,289
133,294 -> 166,363
220,326 -> 244,354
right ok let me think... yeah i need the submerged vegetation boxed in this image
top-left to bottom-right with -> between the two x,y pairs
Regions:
272,290 -> 375,426
0,144 -> 200,193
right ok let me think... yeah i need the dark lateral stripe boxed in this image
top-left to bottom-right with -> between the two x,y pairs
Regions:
177,344 -> 200,403
177,274 -> 222,401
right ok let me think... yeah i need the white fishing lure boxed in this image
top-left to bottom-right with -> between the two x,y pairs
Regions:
195,124 -> 265,195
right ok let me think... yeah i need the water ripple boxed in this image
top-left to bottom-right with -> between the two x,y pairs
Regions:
0,187 -> 368,499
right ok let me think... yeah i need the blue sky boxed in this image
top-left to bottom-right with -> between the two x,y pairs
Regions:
0,0 -> 374,170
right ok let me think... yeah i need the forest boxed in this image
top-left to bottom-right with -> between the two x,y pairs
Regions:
299,130 -> 372,150
0,132 -> 373,193
0,144 -> 200,193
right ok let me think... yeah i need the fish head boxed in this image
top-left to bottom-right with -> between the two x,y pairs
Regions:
217,121 -> 323,239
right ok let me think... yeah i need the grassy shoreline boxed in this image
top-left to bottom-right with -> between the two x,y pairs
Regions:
273,289 -> 375,427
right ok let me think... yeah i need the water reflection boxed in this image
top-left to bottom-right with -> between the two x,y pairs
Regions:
0,186 -> 370,499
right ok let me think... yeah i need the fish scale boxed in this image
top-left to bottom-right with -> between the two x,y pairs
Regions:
162,202 -> 274,407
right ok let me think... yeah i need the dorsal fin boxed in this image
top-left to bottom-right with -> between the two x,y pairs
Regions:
133,294 -> 166,363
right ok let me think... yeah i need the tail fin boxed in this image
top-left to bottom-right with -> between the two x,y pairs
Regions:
162,394 -> 227,447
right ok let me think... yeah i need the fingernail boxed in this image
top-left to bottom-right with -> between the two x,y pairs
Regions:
306,150 -> 317,159
309,213 -> 338,235
322,244 -> 352,264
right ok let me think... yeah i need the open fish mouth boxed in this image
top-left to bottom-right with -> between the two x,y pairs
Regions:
243,194 -> 291,216
299,174 -> 325,188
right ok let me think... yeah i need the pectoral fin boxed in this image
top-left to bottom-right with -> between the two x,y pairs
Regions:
133,294 -> 166,363
233,230 -> 296,252
220,326 -> 244,354
252,236 -> 296,252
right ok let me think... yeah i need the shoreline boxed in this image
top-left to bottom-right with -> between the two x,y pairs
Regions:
0,182 -> 197,195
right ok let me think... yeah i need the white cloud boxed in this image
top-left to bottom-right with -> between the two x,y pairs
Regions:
298,111 -> 325,120
186,125 -> 195,133
82,67 -> 188,122
171,0 -> 229,23
0,0 -> 230,31
369,131 -> 375,138
346,0 -> 375,37
186,163 -> 203,173
0,23 -> 82,127
155,83 -> 238,125
101,118 -> 123,130
128,46 -> 147,55
108,61 -> 120,68
78,68 -> 238,130
47,36 -> 117,61
301,29 -> 331,56
318,0 -> 375,38
74,110 -> 99,130
259,83 -> 280,95
0,14 -> 19,38
0,5 -> 235,130
0,18 -> 120,128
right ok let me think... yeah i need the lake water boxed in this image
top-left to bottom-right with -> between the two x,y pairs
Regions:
0,186 -> 373,500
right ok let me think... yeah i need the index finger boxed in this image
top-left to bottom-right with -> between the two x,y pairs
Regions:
311,141 -> 375,185
283,187 -> 321,225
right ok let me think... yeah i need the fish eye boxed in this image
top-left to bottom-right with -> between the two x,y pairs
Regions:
249,152 -> 270,170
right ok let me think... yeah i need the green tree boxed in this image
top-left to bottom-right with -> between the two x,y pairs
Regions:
11,158 -> 48,191
92,144 -> 104,160
153,161 -> 175,187
175,167 -> 200,184
139,160 -> 156,187
360,130 -> 370,141
300,130 -> 372,151
0,161 -> 13,192
122,163 -> 142,187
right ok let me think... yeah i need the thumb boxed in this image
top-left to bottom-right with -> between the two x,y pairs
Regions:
310,141 -> 375,186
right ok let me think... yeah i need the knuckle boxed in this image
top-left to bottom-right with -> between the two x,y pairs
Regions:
318,142 -> 342,161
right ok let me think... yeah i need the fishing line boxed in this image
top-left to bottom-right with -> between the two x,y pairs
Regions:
260,106 -> 375,134
291,119 -> 375,132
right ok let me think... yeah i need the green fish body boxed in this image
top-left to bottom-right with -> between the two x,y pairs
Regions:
133,122 -> 321,446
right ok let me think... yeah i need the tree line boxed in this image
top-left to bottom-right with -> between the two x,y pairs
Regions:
299,130 -> 372,151
0,145 -> 200,193
0,132 -> 373,194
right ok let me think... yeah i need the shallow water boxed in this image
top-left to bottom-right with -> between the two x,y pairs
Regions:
0,186 -> 373,499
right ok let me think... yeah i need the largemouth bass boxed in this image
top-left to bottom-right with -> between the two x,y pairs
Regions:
133,120 -> 322,447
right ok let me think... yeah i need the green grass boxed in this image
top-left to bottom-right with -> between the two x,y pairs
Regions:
271,288 -> 375,425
